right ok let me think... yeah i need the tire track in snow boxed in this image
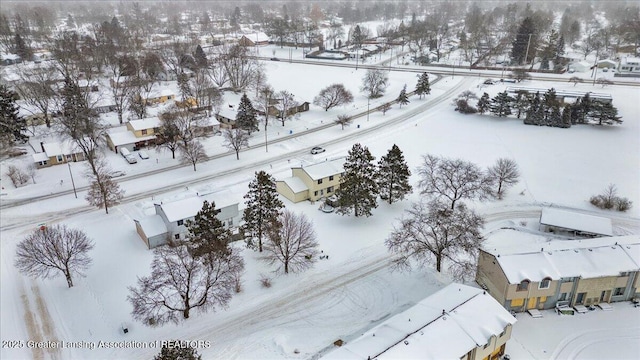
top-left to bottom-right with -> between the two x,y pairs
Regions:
549,327 -> 640,360
31,284 -> 61,360
18,280 -> 44,360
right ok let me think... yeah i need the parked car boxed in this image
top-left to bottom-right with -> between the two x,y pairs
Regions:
109,170 -> 126,178
125,155 -> 137,164
310,146 -> 326,154
483,79 -> 495,85
138,150 -> 149,159
270,57 -> 280,61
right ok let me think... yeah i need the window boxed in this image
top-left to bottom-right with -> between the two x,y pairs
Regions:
516,280 -> 529,291
174,234 -> 180,240
614,287 -> 625,296
327,186 -> 334,193
314,191 -> 318,196
539,278 -> 551,289
329,175 -> 334,181
228,218 -> 233,226
177,220 -> 184,226
142,129 -> 148,135
576,292 -> 586,304
317,179 -> 323,185
558,292 -> 567,301
620,272 -> 630,277
56,155 -> 63,162
510,298 -> 524,307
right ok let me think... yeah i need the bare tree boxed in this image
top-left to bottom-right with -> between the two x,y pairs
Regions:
262,210 -> 319,274
128,244 -> 244,326
4,165 -> 30,188
255,85 -> 275,152
219,44 -> 260,91
275,90 -> 299,126
313,84 -> 354,111
15,225 -> 94,288
14,63 -> 58,128
180,140 -> 207,171
334,114 -> 353,130
385,199 -> 484,281
486,158 -> 520,199
86,158 -> 125,214
106,56 -> 136,124
417,154 -> 493,209
223,128 -> 249,160
361,69 -> 389,98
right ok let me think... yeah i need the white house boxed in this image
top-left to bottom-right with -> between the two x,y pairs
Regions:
617,57 -> 640,77
323,284 -> 517,360
134,193 -> 241,249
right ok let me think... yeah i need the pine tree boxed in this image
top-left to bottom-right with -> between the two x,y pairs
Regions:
415,72 -> 431,99
14,33 -> 32,61
235,94 -> 258,134
154,341 -> 202,360
524,92 -> 541,125
194,45 -> 208,69
376,144 -> 412,204
0,84 -> 27,146
542,88 -> 559,125
242,171 -> 284,252
476,93 -> 490,114
561,104 -> 572,128
511,17 -> 537,65
513,90 -> 530,119
578,93 -> 593,124
548,105 -> 562,127
589,102 -> 622,126
186,200 -> 231,259
489,91 -> 513,117
397,84 -> 409,108
336,143 -> 379,217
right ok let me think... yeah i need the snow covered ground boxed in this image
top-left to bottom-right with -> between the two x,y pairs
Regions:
1,56 -> 639,360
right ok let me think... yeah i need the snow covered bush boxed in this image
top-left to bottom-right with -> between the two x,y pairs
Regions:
589,184 -> 633,212
4,164 -> 30,187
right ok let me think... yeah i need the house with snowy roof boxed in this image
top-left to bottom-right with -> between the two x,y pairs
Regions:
238,32 -> 270,46
476,239 -> 640,313
323,283 -> 517,360
616,57 -> 640,77
134,193 -> 241,249
276,158 -> 345,203
539,207 -> 613,237
32,140 -> 86,168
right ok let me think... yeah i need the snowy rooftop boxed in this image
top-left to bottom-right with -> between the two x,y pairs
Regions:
42,140 -> 80,157
323,283 -> 516,360
128,118 -> 162,131
540,207 -> 613,236
107,127 -> 155,146
297,158 -> 345,180
158,194 -> 239,222
241,32 -> 270,42
158,196 -> 204,222
281,176 -> 308,193
494,242 -> 640,283
137,215 -> 167,238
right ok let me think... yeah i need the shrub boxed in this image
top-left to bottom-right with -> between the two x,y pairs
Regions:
615,197 -> 633,212
455,99 -> 477,114
590,184 -> 632,212
4,165 -> 30,187
259,274 -> 272,288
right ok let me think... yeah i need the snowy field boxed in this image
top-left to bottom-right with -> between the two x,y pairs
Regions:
1,58 -> 639,360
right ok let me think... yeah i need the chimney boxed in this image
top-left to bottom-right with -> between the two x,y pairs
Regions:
40,141 -> 45,152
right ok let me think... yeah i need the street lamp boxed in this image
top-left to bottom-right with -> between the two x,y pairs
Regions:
68,162 -> 77,199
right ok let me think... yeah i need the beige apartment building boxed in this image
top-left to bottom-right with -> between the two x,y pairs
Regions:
276,158 -> 344,203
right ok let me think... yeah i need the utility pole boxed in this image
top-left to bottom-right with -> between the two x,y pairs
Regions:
524,33 -> 533,65
68,162 -> 77,199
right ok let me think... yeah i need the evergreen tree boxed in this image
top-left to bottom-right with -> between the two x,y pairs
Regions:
186,200 -> 231,259
0,84 -> 27,146
511,17 -> 537,64
542,88 -> 560,126
578,93 -> 593,124
194,45 -> 208,69
570,98 -> 582,125
336,143 -> 379,217
14,33 -> 33,61
397,84 -> 409,108
376,144 -> 412,204
489,91 -> 513,117
524,92 -> 542,125
548,105 -> 562,127
235,94 -> 258,134
513,90 -> 530,119
561,104 -> 572,128
476,93 -> 490,114
415,72 -> 431,99
154,341 -> 202,360
589,102 -> 622,126
242,171 -> 284,252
